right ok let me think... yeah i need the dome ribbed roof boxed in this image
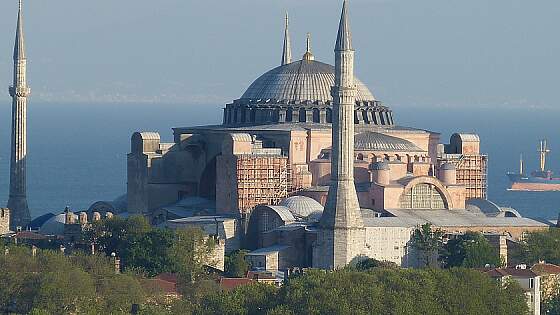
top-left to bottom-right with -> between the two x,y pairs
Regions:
279,196 -> 324,220
355,132 -> 424,152
241,60 -> 375,102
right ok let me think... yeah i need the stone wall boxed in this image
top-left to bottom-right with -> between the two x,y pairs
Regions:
0,208 -> 10,234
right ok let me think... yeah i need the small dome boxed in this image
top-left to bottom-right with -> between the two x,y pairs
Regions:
279,196 -> 324,220
371,161 -> 390,171
241,59 -> 375,103
355,132 -> 423,152
39,213 -> 66,236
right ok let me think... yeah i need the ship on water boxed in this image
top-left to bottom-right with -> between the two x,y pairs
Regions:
507,140 -> 560,191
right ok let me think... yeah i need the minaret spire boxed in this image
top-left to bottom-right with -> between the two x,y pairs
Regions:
303,32 -> 315,61
14,0 -> 25,61
313,0 -> 364,270
281,12 -> 292,66
8,0 -> 31,230
335,0 -> 353,51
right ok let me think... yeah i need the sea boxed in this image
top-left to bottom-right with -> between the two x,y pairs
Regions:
0,102 -> 558,220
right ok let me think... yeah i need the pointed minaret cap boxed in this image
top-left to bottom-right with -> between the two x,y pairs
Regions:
335,0 -> 353,51
303,33 -> 315,61
14,0 -> 26,60
281,12 -> 292,66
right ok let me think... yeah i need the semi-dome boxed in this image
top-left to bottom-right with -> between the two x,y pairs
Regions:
241,60 -> 375,102
279,196 -> 324,220
355,132 -> 423,152
39,213 -> 66,236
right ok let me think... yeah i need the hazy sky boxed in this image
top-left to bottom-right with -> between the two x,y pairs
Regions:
0,0 -> 559,108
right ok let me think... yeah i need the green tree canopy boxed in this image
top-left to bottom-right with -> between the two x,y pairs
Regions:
515,228 -> 560,265
224,250 -> 250,278
440,231 -> 502,268
411,223 -> 444,267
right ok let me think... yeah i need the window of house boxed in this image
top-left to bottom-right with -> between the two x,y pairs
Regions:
530,278 -> 535,289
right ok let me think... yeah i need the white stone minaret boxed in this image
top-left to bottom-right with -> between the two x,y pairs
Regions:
7,0 -> 31,230
313,0 -> 364,270
281,12 -> 292,65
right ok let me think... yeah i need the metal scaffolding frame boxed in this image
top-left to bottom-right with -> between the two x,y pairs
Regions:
235,155 -> 291,214
438,154 -> 488,200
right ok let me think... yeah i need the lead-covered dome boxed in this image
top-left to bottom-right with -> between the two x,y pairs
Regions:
279,196 -> 324,220
241,60 -> 375,102
223,57 -> 394,127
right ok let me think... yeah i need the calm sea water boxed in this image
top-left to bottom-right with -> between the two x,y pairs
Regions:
0,102 -> 558,220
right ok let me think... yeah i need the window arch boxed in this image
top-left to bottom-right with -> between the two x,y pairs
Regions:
299,108 -> 307,122
286,108 -> 293,122
326,108 -> 333,123
399,183 -> 447,209
312,108 -> 320,123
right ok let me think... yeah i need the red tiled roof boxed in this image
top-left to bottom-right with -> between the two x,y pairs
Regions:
532,263 -> 560,275
145,273 -> 179,295
15,231 -> 47,240
219,277 -> 253,290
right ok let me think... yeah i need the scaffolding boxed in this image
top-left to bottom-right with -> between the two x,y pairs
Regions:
438,154 -> 488,200
236,155 -> 291,214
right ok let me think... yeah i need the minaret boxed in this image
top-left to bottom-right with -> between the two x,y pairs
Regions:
313,0 -> 364,270
7,0 -> 31,230
281,12 -> 292,65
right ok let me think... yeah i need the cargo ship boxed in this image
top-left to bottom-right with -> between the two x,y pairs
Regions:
507,140 -> 560,191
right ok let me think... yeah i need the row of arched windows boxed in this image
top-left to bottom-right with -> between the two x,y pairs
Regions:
223,105 -> 393,126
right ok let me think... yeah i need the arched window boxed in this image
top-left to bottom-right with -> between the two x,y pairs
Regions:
362,111 -> 369,124
241,107 -> 247,123
326,108 -> 333,123
299,108 -> 307,122
286,108 -> 293,122
250,109 -> 256,123
399,183 -> 447,209
312,108 -> 320,123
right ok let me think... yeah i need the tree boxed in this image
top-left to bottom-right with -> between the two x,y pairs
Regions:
224,250 -> 249,278
170,228 -> 217,295
353,258 -> 398,271
411,223 -> 444,267
515,228 -> 560,265
85,216 -> 178,276
440,231 -> 501,268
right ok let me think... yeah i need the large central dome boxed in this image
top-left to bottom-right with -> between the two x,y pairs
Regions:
241,59 -> 375,102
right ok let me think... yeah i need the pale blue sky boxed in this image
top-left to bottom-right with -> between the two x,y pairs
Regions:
1,0 -> 559,108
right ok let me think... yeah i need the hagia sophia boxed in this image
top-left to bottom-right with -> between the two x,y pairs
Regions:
6,1 -> 552,270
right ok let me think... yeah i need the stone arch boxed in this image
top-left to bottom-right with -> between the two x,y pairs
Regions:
399,176 -> 453,209
246,205 -> 295,250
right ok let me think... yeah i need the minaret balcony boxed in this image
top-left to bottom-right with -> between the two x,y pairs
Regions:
9,86 -> 30,97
